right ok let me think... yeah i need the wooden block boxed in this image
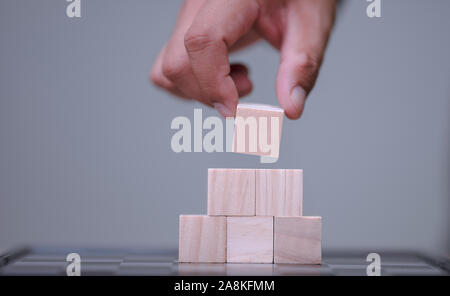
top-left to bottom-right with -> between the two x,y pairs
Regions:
226,264 -> 274,276
178,263 -> 227,276
179,215 -> 226,263
256,169 -> 302,216
232,103 -> 284,158
274,216 -> 322,264
227,216 -> 273,263
285,169 -> 303,216
256,169 -> 285,216
208,168 -> 255,216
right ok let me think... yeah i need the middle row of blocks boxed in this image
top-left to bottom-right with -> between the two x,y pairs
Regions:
208,169 -> 303,216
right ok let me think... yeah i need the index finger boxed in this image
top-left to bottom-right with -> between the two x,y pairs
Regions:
184,0 -> 259,117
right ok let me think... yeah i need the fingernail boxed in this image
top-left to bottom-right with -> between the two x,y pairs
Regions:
214,102 -> 232,117
290,86 -> 307,111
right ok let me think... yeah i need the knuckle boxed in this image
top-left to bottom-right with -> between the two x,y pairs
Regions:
184,30 -> 215,54
289,52 -> 321,92
161,57 -> 189,81
296,52 -> 320,74
150,69 -> 164,86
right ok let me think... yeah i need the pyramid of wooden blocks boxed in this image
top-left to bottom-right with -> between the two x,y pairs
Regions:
178,168 -> 321,264
232,103 -> 284,158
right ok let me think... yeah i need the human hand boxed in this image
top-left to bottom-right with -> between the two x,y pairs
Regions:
151,0 -> 336,119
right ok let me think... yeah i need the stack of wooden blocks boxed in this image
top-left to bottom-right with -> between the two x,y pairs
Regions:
179,168 -> 322,264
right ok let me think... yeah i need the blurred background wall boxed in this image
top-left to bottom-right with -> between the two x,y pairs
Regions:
0,0 -> 449,256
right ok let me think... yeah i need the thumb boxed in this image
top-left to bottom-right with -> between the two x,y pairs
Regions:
276,0 -> 335,119
276,52 -> 320,119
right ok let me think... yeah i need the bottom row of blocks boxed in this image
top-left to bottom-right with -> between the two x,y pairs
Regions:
179,215 -> 321,264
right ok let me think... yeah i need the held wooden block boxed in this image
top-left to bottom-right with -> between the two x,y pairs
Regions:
208,168 -> 255,216
227,216 -> 274,263
232,103 -> 284,158
179,215 -> 226,263
274,216 -> 322,264
256,169 -> 303,216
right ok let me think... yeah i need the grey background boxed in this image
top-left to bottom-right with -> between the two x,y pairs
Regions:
0,0 -> 449,256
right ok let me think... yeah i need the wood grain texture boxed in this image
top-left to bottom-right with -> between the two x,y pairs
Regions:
256,169 -> 302,216
274,216 -> 321,264
232,103 -> 284,158
227,216 -> 274,263
284,169 -> 303,216
256,169 -> 286,216
179,215 -> 226,263
208,168 -> 255,216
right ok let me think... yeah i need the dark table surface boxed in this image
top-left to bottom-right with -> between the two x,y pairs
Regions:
0,247 -> 448,276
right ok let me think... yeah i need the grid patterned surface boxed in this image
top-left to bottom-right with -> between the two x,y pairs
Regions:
0,248 -> 448,276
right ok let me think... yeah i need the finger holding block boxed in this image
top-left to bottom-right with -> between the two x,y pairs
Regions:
179,215 -> 226,263
232,103 -> 284,158
208,168 -> 255,216
274,216 -> 322,264
227,216 -> 274,263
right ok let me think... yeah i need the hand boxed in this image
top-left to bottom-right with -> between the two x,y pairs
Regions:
151,0 -> 336,119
